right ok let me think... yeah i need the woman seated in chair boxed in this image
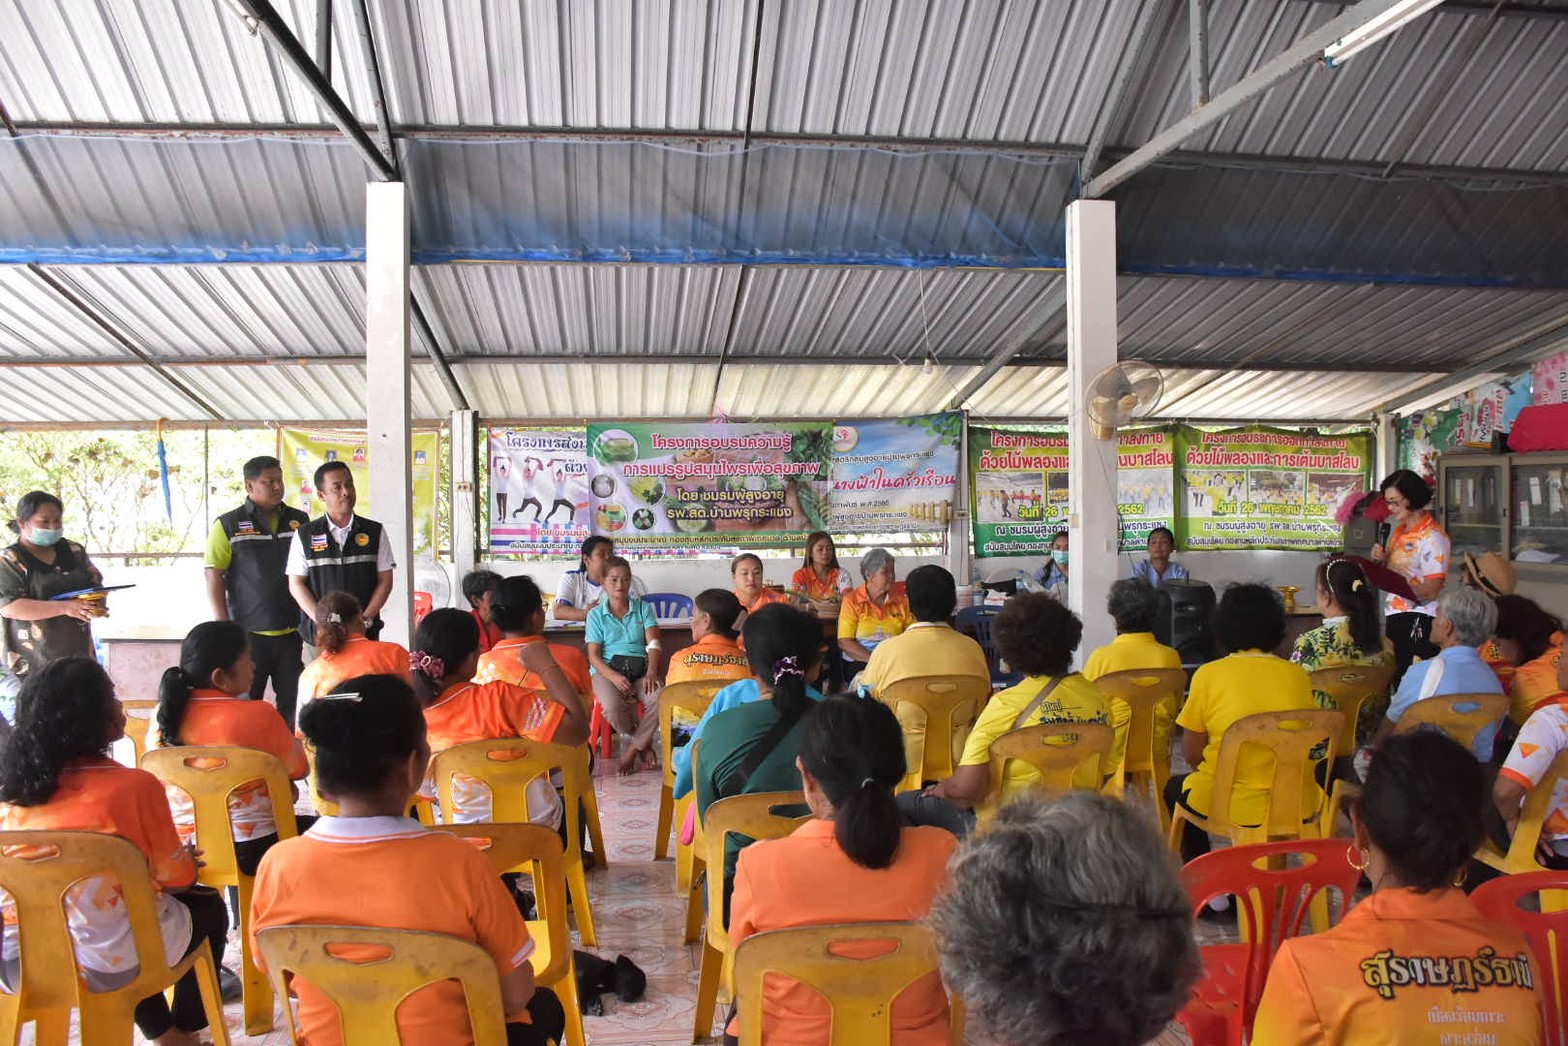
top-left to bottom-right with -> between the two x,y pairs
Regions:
1493,594 -> 1565,727
732,553 -> 790,614
0,658 -> 228,1046
157,620 -> 312,875
726,695 -> 957,1045
1082,577 -> 1182,768
475,575 -> 593,700
930,791 -> 1198,1046
1290,558 -> 1394,747
250,673 -> 566,1046
899,592 -> 1122,838
585,556 -> 662,773
297,591 -> 412,719
411,609 -> 588,830
1167,583 -> 1317,864
1254,731 -> 1543,1044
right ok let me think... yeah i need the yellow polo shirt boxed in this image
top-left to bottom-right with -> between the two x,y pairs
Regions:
959,673 -> 1126,796
861,623 -> 992,774
837,583 -> 913,652
1082,632 -> 1183,771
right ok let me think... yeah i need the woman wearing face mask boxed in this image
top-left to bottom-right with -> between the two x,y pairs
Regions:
1034,531 -> 1070,604
0,491 -> 105,686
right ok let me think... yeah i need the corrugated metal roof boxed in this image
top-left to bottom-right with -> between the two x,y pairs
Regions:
0,266 -> 127,358
454,361 -> 720,419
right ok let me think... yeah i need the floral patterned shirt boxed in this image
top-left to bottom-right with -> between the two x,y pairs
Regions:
1291,616 -> 1394,745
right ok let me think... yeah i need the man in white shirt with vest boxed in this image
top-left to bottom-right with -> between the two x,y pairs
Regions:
286,461 -> 395,644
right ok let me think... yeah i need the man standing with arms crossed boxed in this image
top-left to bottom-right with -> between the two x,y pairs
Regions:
206,455 -> 311,727
287,460 -> 395,650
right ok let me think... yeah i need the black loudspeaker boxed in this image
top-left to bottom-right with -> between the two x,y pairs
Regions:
1154,579 -> 1217,666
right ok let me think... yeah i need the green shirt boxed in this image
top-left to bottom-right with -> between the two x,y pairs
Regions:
205,512 -> 296,637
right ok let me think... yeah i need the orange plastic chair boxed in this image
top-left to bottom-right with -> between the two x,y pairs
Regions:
732,922 -> 956,1046
1477,750 -> 1568,875
1307,664 -> 1393,755
413,590 -> 435,623
1471,869 -> 1568,1045
0,830 -> 232,1046
693,791 -> 812,1042
118,699 -> 158,767
588,701 -> 615,759
430,738 -> 598,946
683,741 -> 706,945
1177,839 -> 1364,1043
428,823 -> 587,1046
654,680 -> 724,884
1092,668 -> 1187,827
141,745 -> 301,1035
1167,709 -> 1342,853
877,675 -> 991,793
981,722 -> 1116,818
255,924 -> 507,1045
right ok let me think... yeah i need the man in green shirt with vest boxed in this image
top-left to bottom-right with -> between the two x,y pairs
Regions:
205,455 -> 310,727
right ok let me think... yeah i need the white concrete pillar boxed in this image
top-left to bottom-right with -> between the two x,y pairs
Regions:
1375,411 -> 1396,482
950,418 -> 972,585
366,181 -> 414,646
1065,200 -> 1120,658
451,408 -> 480,583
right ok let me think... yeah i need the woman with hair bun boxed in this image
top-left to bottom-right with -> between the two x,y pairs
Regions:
1291,557 -> 1393,745
296,591 -> 411,721
726,695 -> 956,1044
1254,731 -> 1542,1044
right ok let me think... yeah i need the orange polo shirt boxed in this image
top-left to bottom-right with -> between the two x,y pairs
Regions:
163,688 -> 309,843
423,680 -> 566,825
1509,631 -> 1564,725
475,635 -> 593,698
736,586 -> 791,613
666,633 -> 751,686
250,815 -> 536,1046
299,636 -> 413,702
1,757 -> 196,975
1253,887 -> 1542,1045
790,566 -> 849,601
728,819 -> 956,1044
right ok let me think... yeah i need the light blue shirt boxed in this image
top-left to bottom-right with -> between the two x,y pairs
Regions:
1129,558 -> 1189,586
1386,644 -> 1504,759
671,677 -> 826,799
585,597 -> 657,663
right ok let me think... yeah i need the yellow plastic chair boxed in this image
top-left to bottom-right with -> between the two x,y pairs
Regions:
877,675 -> 991,793
118,699 -> 158,766
732,922 -> 958,1046
693,790 -> 812,1042
1167,709 -> 1343,853
430,738 -> 598,946
1477,750 -> 1568,875
304,741 -> 337,816
980,722 -> 1116,819
142,744 -> 299,1035
255,924 -> 507,1046
654,680 -> 724,886
1308,664 -> 1394,755
574,745 -> 608,870
0,830 -> 232,1046
429,823 -> 587,1046
1091,668 -> 1187,828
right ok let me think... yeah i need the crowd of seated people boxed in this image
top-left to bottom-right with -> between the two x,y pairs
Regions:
9,501 -> 1568,1046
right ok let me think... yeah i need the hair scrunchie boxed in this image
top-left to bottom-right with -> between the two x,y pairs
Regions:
326,612 -> 342,624
410,651 -> 445,680
773,655 -> 804,680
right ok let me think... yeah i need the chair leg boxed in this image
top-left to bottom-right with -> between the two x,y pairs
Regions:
683,856 -> 705,945
674,793 -> 695,891
654,782 -> 674,861
565,854 -> 597,947
553,955 -> 589,1046
692,938 -> 723,1042
191,942 -> 234,1046
28,1008 -> 69,1046
237,877 -> 275,1035
581,786 -> 607,870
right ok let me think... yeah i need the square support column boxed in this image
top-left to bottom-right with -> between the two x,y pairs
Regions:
1066,200 -> 1120,659
366,181 -> 414,645
451,408 -> 480,584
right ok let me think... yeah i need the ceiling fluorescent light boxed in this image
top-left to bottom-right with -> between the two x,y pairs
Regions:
1322,0 -> 1445,68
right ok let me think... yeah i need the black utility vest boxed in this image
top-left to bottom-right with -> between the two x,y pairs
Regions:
216,500 -> 309,633
296,515 -> 385,643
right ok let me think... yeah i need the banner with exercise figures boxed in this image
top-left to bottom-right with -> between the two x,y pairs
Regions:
583,421 -> 833,550
830,412 -> 961,534
486,428 -> 594,555
969,427 -> 1178,557
278,427 -> 441,555
1176,426 -> 1372,550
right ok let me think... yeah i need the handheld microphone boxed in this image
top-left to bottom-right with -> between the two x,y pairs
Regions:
1376,521 -> 1391,549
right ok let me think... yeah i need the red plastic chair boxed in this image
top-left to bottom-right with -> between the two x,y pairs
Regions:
1471,870 -> 1568,1045
413,590 -> 434,624
1177,838 -> 1363,1045
588,701 -> 614,759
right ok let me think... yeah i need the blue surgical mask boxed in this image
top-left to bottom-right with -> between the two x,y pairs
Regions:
27,528 -> 62,547
1050,549 -> 1069,567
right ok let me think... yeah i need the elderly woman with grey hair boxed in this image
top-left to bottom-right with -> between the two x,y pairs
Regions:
1372,585 -> 1504,761
837,546 -> 913,677
930,790 -> 1199,1046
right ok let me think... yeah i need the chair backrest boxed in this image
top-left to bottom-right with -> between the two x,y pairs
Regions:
119,699 -> 159,765
1496,750 -> 1568,871
703,791 -> 811,945
0,830 -> 186,1010
1205,709 -> 1343,837
985,722 -> 1115,801
1471,870 -> 1568,1046
303,741 -> 339,817
255,924 -> 508,1046
732,922 -> 947,1046
1180,839 -> 1364,1029
878,674 -> 993,788
644,592 -> 695,620
430,738 -> 589,844
413,591 -> 435,623
1091,668 -> 1188,775
661,680 -> 725,789
426,823 -> 571,987
1395,691 -> 1510,750
1308,664 -> 1394,754
140,745 -> 299,881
